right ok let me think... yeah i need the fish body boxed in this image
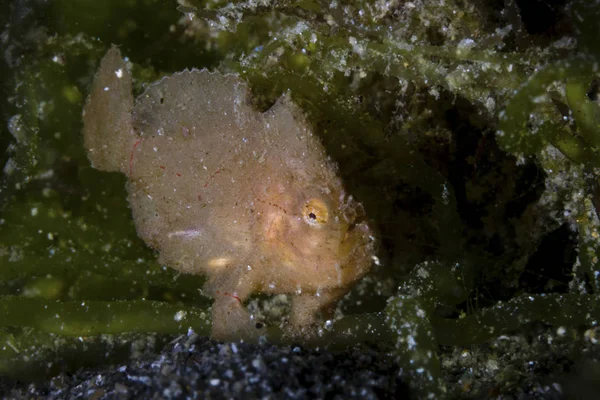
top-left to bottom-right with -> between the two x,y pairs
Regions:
82,46 -> 375,340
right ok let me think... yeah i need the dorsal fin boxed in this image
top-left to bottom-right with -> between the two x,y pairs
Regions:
82,45 -> 136,173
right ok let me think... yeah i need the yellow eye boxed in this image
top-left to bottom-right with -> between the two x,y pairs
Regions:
303,198 -> 328,227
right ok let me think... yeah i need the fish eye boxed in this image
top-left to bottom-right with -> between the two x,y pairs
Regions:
303,198 -> 328,227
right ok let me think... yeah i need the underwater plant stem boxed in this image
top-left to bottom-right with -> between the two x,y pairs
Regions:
542,121 -> 600,167
386,294 -> 446,398
384,261 -> 471,398
432,293 -> 600,346
566,77 -> 600,152
576,215 -> 600,294
498,57 -> 600,165
0,326 -> 168,380
264,312 -> 389,349
0,257 -> 207,298
0,296 -> 210,336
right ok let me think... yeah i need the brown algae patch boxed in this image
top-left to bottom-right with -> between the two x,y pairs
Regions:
82,46 -> 375,341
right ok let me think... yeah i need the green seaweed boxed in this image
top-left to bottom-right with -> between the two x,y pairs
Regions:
385,261 -> 466,397
0,296 -> 210,336
433,293 -> 600,346
497,58 -> 600,164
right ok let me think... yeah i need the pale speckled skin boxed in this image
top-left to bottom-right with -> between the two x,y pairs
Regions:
82,46 -> 375,341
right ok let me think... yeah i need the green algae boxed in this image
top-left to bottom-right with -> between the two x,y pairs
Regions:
497,58 -> 600,164
0,297 -> 210,336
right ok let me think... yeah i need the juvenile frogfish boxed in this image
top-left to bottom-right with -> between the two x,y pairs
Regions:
82,46 -> 376,341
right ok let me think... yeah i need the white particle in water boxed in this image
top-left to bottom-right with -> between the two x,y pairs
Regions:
174,310 -> 187,321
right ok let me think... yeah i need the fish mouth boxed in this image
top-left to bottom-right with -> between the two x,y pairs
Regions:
344,215 -> 369,236
337,217 -> 375,282
340,218 -> 372,252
